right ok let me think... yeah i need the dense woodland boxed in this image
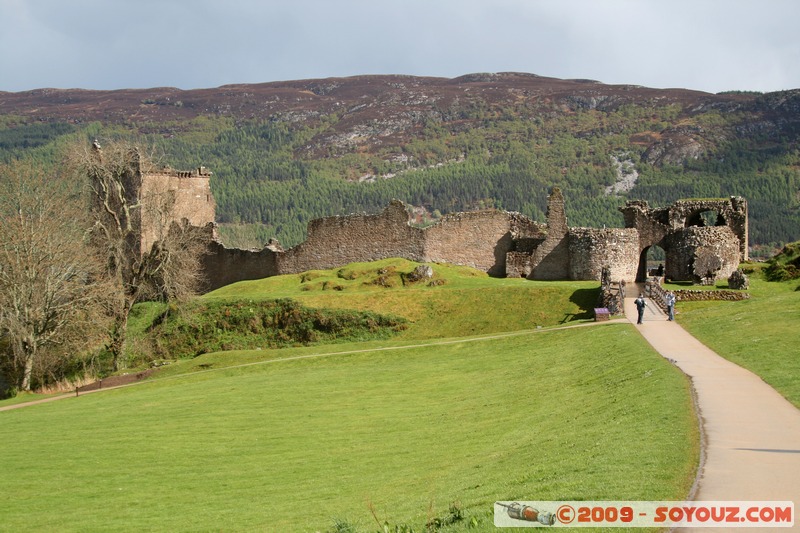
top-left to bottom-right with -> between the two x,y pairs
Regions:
1,82 -> 799,255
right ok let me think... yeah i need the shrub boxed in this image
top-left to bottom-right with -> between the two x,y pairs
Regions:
763,241 -> 800,281
145,299 -> 407,360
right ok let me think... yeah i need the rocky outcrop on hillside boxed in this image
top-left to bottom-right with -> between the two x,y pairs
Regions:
643,129 -> 706,165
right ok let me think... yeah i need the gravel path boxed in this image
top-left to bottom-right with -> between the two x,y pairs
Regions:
625,292 -> 800,530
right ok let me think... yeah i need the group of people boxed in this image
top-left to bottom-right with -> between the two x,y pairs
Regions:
634,290 -> 676,324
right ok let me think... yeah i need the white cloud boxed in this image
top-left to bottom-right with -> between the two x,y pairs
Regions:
1,0 -> 799,92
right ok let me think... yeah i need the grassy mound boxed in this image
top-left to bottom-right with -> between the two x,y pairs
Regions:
204,258 -> 601,339
763,241 -> 800,281
0,324 -> 697,532
143,298 -> 407,359
121,259 -> 599,367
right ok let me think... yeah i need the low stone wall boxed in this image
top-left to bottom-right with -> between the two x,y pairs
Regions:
75,368 -> 157,395
599,284 -> 624,315
645,279 -> 749,313
673,289 -> 750,302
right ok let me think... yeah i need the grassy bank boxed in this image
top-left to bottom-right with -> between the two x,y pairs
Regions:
204,258 -> 601,340
675,271 -> 800,408
0,324 -> 697,532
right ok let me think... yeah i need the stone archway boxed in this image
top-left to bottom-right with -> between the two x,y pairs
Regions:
636,244 -> 666,282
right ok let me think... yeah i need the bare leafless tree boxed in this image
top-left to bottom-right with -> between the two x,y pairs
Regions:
68,141 -> 209,371
0,159 -> 108,392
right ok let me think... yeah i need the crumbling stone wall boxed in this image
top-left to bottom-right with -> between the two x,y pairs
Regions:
276,202 -> 541,278
669,198 -> 748,260
277,201 -> 425,273
504,230 -> 546,278
619,196 -> 748,282
619,200 -> 670,252
673,289 -> 750,302
568,228 -> 639,281
528,187 -> 570,280
424,210 -> 538,277
200,240 -> 280,292
184,165 -> 748,291
666,226 -> 741,283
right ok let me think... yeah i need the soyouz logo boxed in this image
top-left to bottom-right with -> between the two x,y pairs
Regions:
493,501 -> 794,528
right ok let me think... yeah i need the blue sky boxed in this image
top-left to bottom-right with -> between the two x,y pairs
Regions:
2,0 -> 798,93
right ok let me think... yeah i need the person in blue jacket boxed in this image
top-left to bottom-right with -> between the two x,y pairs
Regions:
635,294 -> 647,324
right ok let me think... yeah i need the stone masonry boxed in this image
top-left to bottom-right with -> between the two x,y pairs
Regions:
527,187 -> 570,280
620,196 -> 747,283
139,166 -> 216,255
142,165 -> 748,293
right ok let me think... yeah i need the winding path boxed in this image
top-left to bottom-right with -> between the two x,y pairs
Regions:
624,293 -> 800,529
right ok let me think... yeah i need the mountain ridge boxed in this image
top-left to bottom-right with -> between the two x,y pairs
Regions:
1,71 -> 787,166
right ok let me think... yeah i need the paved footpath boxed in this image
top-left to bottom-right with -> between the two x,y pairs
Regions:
625,294 -> 800,530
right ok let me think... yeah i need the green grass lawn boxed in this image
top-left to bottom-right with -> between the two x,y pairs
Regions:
675,272 -> 800,408
0,324 -> 697,532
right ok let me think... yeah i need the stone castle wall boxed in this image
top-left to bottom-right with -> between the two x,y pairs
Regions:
666,226 -> 742,283
568,228 -> 640,281
620,196 -> 747,282
196,191 -> 749,291
141,161 -> 748,292
528,187 -> 570,280
200,201 -> 550,290
201,240 -> 279,292
276,201 -> 426,274
669,198 -> 748,260
423,210 -> 533,277
275,202 -> 538,278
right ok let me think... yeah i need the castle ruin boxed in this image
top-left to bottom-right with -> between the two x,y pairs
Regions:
139,166 -> 747,292
139,166 -> 216,254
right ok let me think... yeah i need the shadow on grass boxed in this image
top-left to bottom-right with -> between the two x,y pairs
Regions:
568,287 -> 600,321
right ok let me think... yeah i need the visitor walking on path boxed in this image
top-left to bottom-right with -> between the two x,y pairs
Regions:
665,291 -> 676,321
634,294 -> 646,324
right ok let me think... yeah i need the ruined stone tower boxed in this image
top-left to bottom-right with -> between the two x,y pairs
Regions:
527,187 -> 570,280
138,166 -> 216,254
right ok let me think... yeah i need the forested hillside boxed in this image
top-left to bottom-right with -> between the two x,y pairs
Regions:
1,73 -> 799,252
